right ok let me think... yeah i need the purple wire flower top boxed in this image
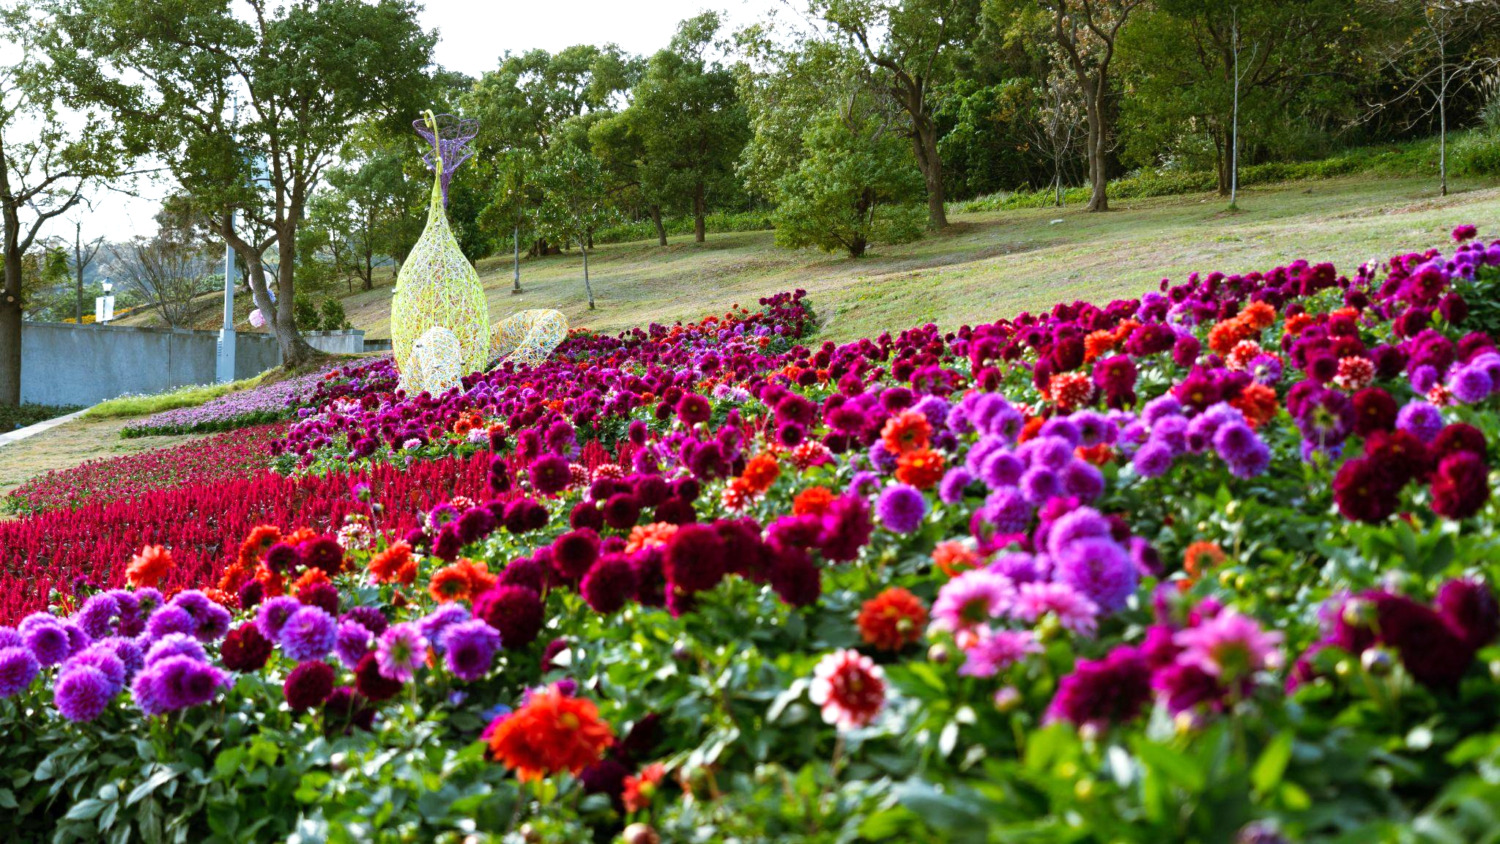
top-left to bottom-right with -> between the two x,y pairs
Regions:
414,111 -> 479,207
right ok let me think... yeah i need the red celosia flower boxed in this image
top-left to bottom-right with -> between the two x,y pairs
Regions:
857,588 -> 928,651
486,686 -> 616,782
126,545 -> 172,589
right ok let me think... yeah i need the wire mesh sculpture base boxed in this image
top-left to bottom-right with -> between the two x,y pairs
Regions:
488,309 -> 568,369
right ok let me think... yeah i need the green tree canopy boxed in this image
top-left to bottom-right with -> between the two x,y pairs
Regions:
51,0 -> 435,366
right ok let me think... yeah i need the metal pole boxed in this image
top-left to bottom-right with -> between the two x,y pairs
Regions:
215,95 -> 239,383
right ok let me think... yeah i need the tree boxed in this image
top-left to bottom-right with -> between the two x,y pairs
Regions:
1026,68 -> 1084,206
111,234 -> 212,328
739,31 -> 926,257
1365,0 -> 1500,196
54,0 -> 436,367
589,108 -> 665,244
307,144 -> 418,292
773,110 -> 926,257
626,12 -> 749,244
480,148 -> 544,292
467,44 -> 638,155
1117,0 -> 1360,197
816,0 -> 982,229
994,0 -> 1144,212
0,1 -> 133,405
67,218 -> 105,324
536,143 -> 614,310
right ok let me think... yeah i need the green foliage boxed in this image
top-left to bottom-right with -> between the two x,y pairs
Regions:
594,211 -> 774,245
535,144 -> 615,249
81,378 -> 260,420
292,295 -> 321,332
934,78 -> 1041,199
952,133 -> 1483,212
318,297 -> 350,332
618,13 -> 749,237
1455,130 -> 1500,179
51,0 -> 436,354
0,402 -> 81,431
1115,0 -> 1364,188
771,112 -> 927,257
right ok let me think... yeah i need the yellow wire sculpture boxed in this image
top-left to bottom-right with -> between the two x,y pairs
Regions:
390,112 -> 568,395
488,309 -> 569,369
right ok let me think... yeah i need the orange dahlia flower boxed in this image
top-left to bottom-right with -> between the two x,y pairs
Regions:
369,541 -> 414,585
487,686 -> 615,782
895,448 -> 945,489
857,587 -> 928,651
126,545 -> 172,589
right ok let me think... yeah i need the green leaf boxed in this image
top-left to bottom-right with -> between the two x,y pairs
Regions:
1252,733 -> 1293,795
126,769 -> 176,807
1134,739 -> 1206,792
64,797 -> 107,821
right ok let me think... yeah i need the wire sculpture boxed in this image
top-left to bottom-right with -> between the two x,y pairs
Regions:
413,113 -> 480,208
390,111 -> 568,397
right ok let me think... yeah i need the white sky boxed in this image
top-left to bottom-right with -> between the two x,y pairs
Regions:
41,0 -> 790,246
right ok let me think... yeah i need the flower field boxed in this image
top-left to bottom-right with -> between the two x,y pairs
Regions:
120,366 -> 350,438
3,230 -> 1500,842
2,424 -> 285,516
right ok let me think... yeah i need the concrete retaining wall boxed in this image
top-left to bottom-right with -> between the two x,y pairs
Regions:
303,330 -> 367,356
20,322 -> 366,407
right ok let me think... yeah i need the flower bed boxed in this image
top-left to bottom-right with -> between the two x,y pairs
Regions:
120,364 -> 361,437
2,231 -> 1500,842
3,424 -> 285,516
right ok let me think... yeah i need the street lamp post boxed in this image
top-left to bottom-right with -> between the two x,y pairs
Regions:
94,278 -> 115,324
215,209 -> 237,383
216,94 -> 240,384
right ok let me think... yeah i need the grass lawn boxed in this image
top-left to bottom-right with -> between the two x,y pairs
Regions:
326,175 -> 1500,343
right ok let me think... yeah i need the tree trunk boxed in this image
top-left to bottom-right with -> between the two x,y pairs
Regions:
581,236 -> 595,310
0,248 -> 22,407
270,233 -> 315,368
651,204 -> 667,246
1439,72 -> 1448,197
693,184 -> 706,243
512,222 -> 522,294
1215,136 -> 1230,197
1084,90 -> 1109,212
911,114 -> 949,228
74,226 -> 85,324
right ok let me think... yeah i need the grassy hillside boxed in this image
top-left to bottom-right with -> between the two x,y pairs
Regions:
122,174 -> 1500,344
